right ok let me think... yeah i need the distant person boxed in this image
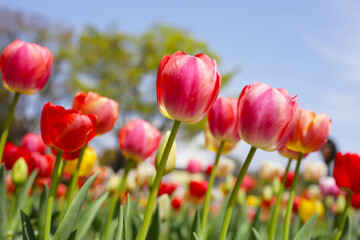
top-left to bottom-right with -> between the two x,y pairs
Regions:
321,139 -> 337,176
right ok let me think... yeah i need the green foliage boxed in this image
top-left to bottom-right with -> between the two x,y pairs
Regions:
293,213 -> 318,240
0,165 -> 6,238
115,206 -> 124,240
146,206 -> 160,240
20,211 -> 36,240
190,210 -> 202,240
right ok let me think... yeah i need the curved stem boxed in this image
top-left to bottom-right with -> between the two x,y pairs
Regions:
201,140 -> 225,238
0,93 -> 20,163
282,152 -> 303,240
268,158 -> 292,240
44,150 -> 63,240
103,159 -> 135,240
335,192 -> 353,240
219,146 -> 257,240
136,120 -> 181,240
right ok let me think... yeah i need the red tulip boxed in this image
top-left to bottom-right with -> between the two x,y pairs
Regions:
119,119 -> 161,163
207,97 -> 240,143
205,165 -> 213,177
51,148 -> 81,160
41,102 -> 96,153
171,196 -> 183,210
73,91 -> 119,135
20,132 -> 46,154
158,182 -> 177,196
30,153 -> 55,178
351,194 -> 360,209
0,39 -> 53,95
186,158 -> 202,173
286,109 -> 331,153
204,122 -> 238,154
189,180 -> 208,198
282,172 -> 295,188
2,142 -> 31,170
237,82 -> 299,151
240,174 -> 256,192
157,51 -> 221,124
333,152 -> 360,194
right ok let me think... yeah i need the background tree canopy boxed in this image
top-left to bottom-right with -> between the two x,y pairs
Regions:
0,8 -> 236,169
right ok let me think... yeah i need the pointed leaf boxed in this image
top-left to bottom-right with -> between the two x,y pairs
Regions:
145,206 -> 160,240
37,186 -> 49,240
115,206 -> 124,240
208,194 -> 230,240
68,230 -> 77,240
190,210 -> 202,240
293,213 -> 318,240
124,194 -> 132,240
342,216 -> 351,240
21,210 -> 36,240
0,165 -> 7,238
53,172 -> 99,240
193,232 -> 200,240
75,192 -> 108,240
252,228 -> 263,240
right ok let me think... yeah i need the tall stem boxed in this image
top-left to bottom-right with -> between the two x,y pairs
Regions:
136,120 -> 181,240
103,159 -> 135,240
201,140 -> 225,238
0,93 -> 20,163
335,192 -> 353,240
43,150 -> 63,240
282,152 -> 303,240
219,146 -> 257,240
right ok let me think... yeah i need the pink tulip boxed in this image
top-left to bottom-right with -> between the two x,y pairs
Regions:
73,91 -> 119,135
186,158 -> 203,173
20,132 -> 46,154
286,109 -> 331,153
157,51 -> 221,124
0,39 -> 53,95
278,145 -> 307,160
237,82 -> 299,151
207,97 -> 240,143
318,177 -> 341,197
119,119 -> 161,163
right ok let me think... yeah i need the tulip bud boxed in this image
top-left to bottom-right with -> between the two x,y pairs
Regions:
158,194 -> 171,221
262,186 -> 273,201
106,175 -> 121,192
246,195 -> 259,207
155,131 -> 176,175
298,198 -> 324,222
224,175 -> 234,193
12,157 -> 28,185
237,188 -> 246,206
272,177 -> 281,195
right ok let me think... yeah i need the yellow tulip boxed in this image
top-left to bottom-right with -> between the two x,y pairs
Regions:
246,195 -> 259,207
298,198 -> 324,222
64,147 -> 97,177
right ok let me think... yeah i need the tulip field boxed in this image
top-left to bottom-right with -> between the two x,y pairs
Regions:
1,39 -> 360,240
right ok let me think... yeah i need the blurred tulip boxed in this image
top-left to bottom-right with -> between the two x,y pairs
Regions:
278,145 -> 307,160
119,119 -> 161,163
0,39 -> 53,95
41,102 -> 96,152
204,122 -> 238,154
281,171 -> 294,188
319,177 -> 341,197
106,175 -> 121,193
51,148 -> 82,160
293,196 -> 301,212
215,157 -> 235,178
286,109 -> 331,153
241,175 -> 257,192
20,132 -> 46,154
6,174 -> 16,194
63,147 -> 97,177
2,142 -> 31,170
189,180 -> 208,198
207,97 -> 240,143
262,185 -> 273,201
350,194 -> 360,209
171,196 -> 183,210
155,131 -> 176,175
303,161 -> 327,182
298,198 -> 324,222
158,182 -> 177,196
305,184 -> 321,199
259,160 -> 284,182
57,183 -> 67,198
73,91 -> 119,135
12,157 -> 28,185
158,194 -> 171,221
237,82 -> 299,151
157,51 -> 221,124
136,162 -> 156,187
186,158 -> 202,173
30,153 -> 55,178
246,195 -> 259,207
333,152 -> 360,194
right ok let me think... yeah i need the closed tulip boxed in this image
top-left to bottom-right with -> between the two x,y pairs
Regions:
171,196 -> 183,210
303,161 -> 327,182
20,132 -> 46,154
189,180 -> 208,198
204,122 -> 238,154
237,82 -> 299,151
2,142 -> 31,170
73,91 -> 119,135
157,51 -> 221,124
119,119 -> 161,163
286,109 -> 331,153
298,198 -> 324,222
319,177 -> 341,197
63,147 -> 97,177
333,152 -> 360,194
186,158 -> 202,173
41,102 -> 97,153
207,97 -> 240,143
30,153 -> 55,178
0,39 -> 53,94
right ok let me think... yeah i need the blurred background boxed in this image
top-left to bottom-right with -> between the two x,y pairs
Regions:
0,0 -> 359,173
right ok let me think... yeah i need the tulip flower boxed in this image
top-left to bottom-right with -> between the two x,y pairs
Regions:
350,194 -> 360,209
11,157 -> 28,186
158,182 -> 177,196
186,158 -> 202,173
2,142 -> 31,170
63,147 -> 97,177
30,153 -> 55,178
73,91 -> 119,135
281,171 -> 294,189
171,196 -> 183,210
303,161 -> 327,182
189,180 -> 208,198
278,144 -> 308,160
20,132 -> 46,154
158,194 -> 171,221
204,122 -> 238,154
298,198 -> 324,223
259,160 -> 284,182
135,162 -> 156,188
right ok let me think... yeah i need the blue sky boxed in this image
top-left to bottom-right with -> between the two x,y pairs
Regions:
1,0 -> 359,171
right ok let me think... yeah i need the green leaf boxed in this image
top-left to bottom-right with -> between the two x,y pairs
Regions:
53,172 -> 99,240
114,206 -> 124,240
208,194 -> 230,240
37,186 -> 49,240
293,213 -> 318,240
193,232 -> 200,240
145,206 -> 160,240
252,228 -> 263,240
9,169 -> 38,230
342,216 -> 351,240
0,165 -> 7,239
74,192 -> 108,240
20,210 -> 36,240
124,194 -> 132,240
190,210 -> 202,240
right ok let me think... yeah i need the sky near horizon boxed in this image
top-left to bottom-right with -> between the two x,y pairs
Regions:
1,0 -> 359,171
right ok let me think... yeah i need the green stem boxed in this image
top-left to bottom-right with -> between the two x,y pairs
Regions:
103,159 -> 135,240
268,158 -> 292,240
219,146 -> 257,240
8,186 -> 20,230
201,140 -> 225,238
43,150 -> 63,240
282,152 -> 303,240
0,93 -> 20,163
56,160 -> 66,189
335,192 -> 353,240
136,120 -> 181,240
